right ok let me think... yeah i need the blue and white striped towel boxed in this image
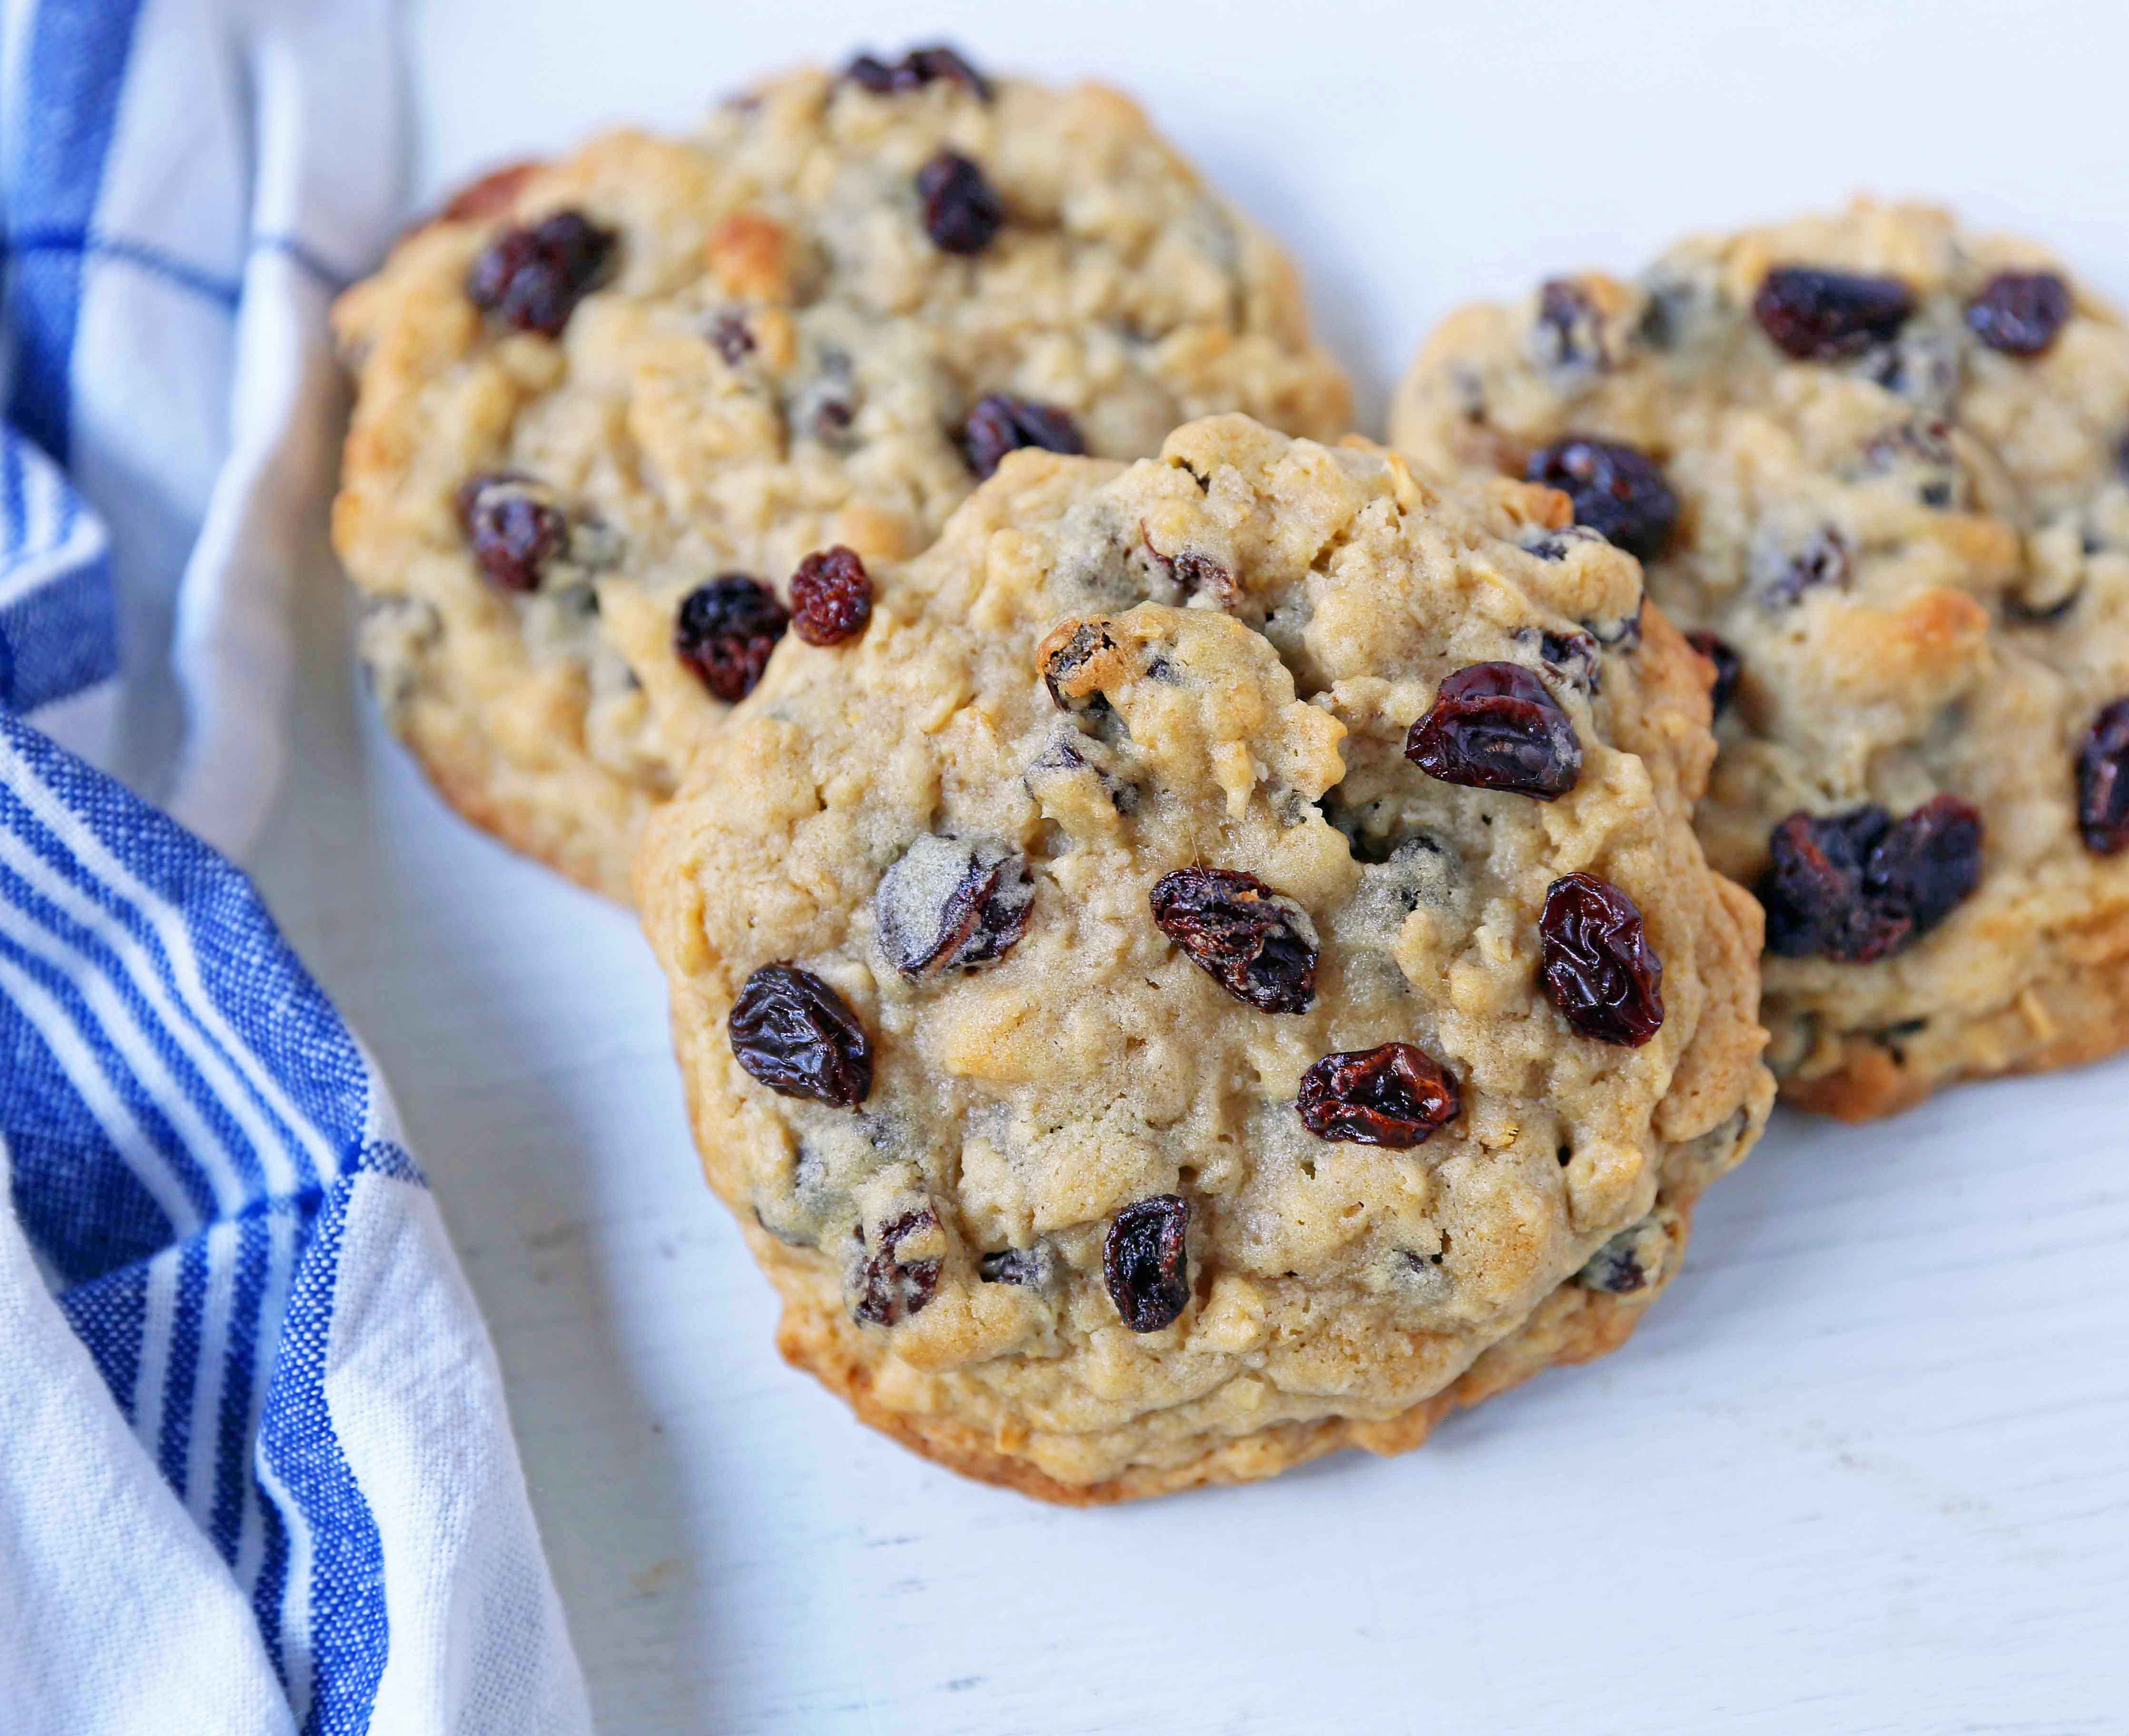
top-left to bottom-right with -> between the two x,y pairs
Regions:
2,1 -> 594,1730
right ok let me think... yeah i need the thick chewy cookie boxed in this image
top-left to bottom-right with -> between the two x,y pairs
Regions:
332,50 -> 1351,900
635,415 -> 1772,1500
1394,202 -> 2129,1118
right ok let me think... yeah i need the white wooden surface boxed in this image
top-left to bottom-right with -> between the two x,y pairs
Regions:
251,1 -> 2129,1727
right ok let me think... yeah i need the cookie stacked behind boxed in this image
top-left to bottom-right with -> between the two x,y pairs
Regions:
635,416 -> 1773,1501
332,52 -> 1352,901
1395,202 -> 2129,1118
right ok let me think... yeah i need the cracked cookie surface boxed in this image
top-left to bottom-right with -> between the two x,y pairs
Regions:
332,55 -> 1351,899
635,415 -> 1772,1500
1394,202 -> 2129,1118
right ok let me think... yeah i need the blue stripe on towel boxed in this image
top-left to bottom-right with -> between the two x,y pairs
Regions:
3,0 -> 153,461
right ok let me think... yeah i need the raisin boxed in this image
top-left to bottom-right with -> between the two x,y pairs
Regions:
792,352 -> 860,448
1576,1217 -> 1666,1293
844,44 -> 991,100
1023,732 -> 1138,815
788,546 -> 872,646
1142,528 -> 1236,605
1685,631 -> 1742,716
1040,621 -> 1121,713
1150,867 -> 1318,1014
1752,266 -> 1915,360
852,1210 -> 941,1325
1759,796 -> 1983,961
813,395 -> 855,440
1586,594 -> 1646,650
875,836 -> 1034,977
455,473 -> 567,593
978,1245 -> 1055,1288
1406,661 -> 1584,800
674,575 -> 788,701
1539,872 -> 1665,1046
917,150 -> 1004,255
1755,526 -> 1851,609
1525,437 -> 1678,562
1858,420 -> 1964,510
1637,269 -> 1706,350
1760,807 -> 1903,961
728,963 -> 872,1106
466,210 -> 616,337
1525,628 -> 1602,696
2076,698 -> 2129,854
1104,1196 -> 1191,1332
1296,1043 -> 1461,1148
1528,278 -> 1607,379
708,312 -> 754,365
960,394 -> 1084,479
2009,592 -> 2081,626
1870,794 -> 1985,935
1868,328 -> 1963,416
1965,270 -> 2071,357
1520,525 -> 1607,562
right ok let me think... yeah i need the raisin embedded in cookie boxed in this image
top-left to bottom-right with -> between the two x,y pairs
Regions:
1393,201 -> 2129,1119
331,51 -> 1352,901
634,415 -> 1773,1502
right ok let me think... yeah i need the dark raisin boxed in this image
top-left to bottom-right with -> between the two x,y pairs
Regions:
785,349 -> 860,450
1104,1195 -> 1191,1332
1576,1218 -> 1664,1293
1586,594 -> 1646,650
1406,662 -> 1583,800
852,1211 -> 941,1325
1529,278 -> 1606,378
1759,797 -> 1983,961
728,963 -> 872,1106
1866,328 -> 1963,417
875,836 -> 1034,977
1857,419 -> 1964,511
674,575 -> 788,701
1520,525 -> 1608,562
812,396 -> 855,441
1525,437 -> 1678,562
455,473 -> 567,593
1752,266 -> 1916,360
1756,526 -> 1851,609
1296,1043 -> 1461,1148
1149,867 -> 1319,1014
1040,621 -> 1121,712
1142,527 -> 1236,605
1685,631 -> 1742,716
1023,732 -> 1137,815
978,1245 -> 1055,1288
1538,872 -> 1665,1046
708,312 -> 754,365
844,52 -> 897,90
1518,627 -> 1601,696
2006,567 -> 2085,625
1759,807 -> 1904,961
1965,270 -> 2072,357
1867,794 -> 1984,936
2076,698 -> 2129,854
466,210 -> 616,337
1636,270 -> 1705,350
788,546 -> 872,646
844,44 -> 992,100
917,150 -> 1004,255
960,394 -> 1084,479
